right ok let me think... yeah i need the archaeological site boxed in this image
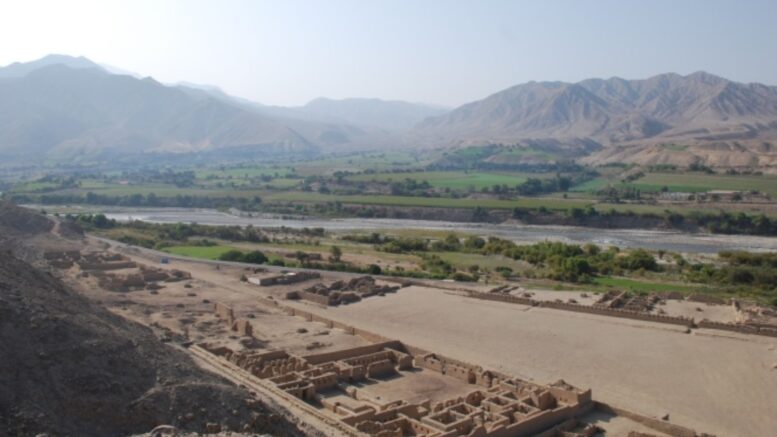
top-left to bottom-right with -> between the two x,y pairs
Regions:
2,202 -> 776,437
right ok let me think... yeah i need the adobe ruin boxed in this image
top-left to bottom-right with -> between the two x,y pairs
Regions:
195,340 -> 593,437
287,276 -> 400,306
44,250 -> 191,292
213,301 -> 254,337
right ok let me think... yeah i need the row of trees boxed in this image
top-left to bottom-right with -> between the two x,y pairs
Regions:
17,192 -> 264,210
361,230 -> 659,283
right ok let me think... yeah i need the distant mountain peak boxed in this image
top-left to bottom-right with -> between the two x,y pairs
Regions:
0,53 -> 104,79
412,72 -> 777,157
686,70 -> 724,81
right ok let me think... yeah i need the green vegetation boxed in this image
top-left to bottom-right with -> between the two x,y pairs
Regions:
8,150 -> 777,238
218,249 -> 268,264
347,171 -> 533,190
166,245 -> 239,260
592,276 -> 703,294
619,172 -> 777,196
53,214 -> 777,304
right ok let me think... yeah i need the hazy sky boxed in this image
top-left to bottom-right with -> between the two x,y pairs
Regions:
2,0 -> 776,107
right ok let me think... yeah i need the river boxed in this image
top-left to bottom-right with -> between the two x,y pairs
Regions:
67,206 -> 777,254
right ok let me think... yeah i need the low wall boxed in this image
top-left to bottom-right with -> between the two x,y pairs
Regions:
474,292 -> 537,306
698,319 -> 777,338
303,341 -> 404,365
299,290 -> 334,306
539,300 -> 694,327
77,260 -> 137,271
594,402 -> 705,437
469,292 -> 694,328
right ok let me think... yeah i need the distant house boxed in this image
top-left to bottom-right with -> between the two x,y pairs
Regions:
658,191 -> 695,201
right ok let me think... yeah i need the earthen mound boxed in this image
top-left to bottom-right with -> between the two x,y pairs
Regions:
0,249 -> 302,437
0,200 -> 53,236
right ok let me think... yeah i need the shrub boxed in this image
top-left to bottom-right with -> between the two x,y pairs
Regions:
243,250 -> 268,264
219,250 -> 245,262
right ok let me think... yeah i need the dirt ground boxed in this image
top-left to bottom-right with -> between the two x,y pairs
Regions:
658,299 -> 739,322
294,286 -> 777,437
63,237 -> 774,436
522,289 -> 600,305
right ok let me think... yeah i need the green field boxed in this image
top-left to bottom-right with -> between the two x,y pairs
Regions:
163,245 -> 239,259
621,172 -> 777,196
265,191 -> 591,210
348,171 -> 537,189
293,151 -> 424,176
25,181 -> 259,198
436,251 -> 527,271
569,177 -> 611,192
9,181 -> 61,192
264,190 -> 730,216
195,166 -> 295,180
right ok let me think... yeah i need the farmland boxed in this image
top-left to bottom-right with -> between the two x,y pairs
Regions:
619,172 -> 777,196
347,171 -> 540,189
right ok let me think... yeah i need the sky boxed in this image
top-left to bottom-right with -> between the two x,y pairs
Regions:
1,0 -> 776,107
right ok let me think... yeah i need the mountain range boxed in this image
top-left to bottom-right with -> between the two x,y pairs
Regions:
1,54 -> 777,167
413,72 -> 777,167
0,55 -> 431,162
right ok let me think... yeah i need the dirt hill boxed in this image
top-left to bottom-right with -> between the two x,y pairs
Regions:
0,204 -> 305,437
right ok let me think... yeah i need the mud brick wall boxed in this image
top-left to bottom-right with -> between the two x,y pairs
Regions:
539,300 -> 694,327
214,302 -> 235,325
594,402 -> 701,437
470,292 -> 694,327
299,290 -> 335,306
77,261 -> 137,271
232,319 -> 253,336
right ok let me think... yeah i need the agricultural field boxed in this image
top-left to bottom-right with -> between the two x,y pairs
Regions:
569,177 -> 611,192
347,171 -> 540,189
591,276 -> 704,294
620,172 -> 777,196
263,191 -> 592,210
163,245 -> 239,260
292,151 -> 427,176
264,190 -> 733,217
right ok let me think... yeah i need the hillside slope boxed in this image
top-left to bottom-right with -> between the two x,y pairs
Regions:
0,204 -> 303,437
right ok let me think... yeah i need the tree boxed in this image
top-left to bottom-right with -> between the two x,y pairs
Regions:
219,250 -> 245,262
243,250 -> 268,264
464,236 -> 486,250
329,245 -> 343,262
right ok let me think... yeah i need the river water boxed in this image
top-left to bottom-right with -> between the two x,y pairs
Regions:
85,207 -> 777,254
